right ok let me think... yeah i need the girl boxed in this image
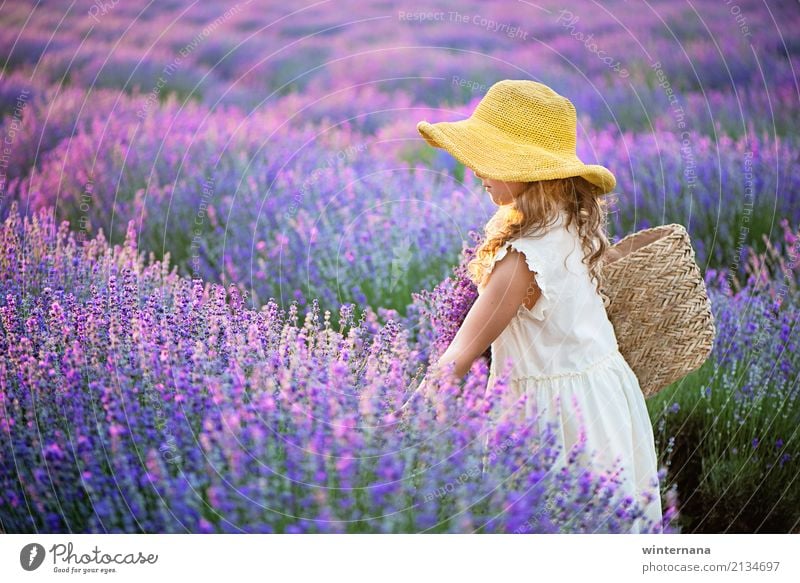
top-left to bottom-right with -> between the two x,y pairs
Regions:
415,79 -> 664,533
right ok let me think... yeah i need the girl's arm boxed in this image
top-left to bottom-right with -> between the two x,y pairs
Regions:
436,248 -> 539,379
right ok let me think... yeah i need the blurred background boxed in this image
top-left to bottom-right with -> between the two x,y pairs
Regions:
1,0 -> 797,316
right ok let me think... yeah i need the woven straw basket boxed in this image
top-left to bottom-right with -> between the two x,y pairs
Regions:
599,223 -> 716,399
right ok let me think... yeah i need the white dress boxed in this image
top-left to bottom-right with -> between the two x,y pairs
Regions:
479,209 -> 663,534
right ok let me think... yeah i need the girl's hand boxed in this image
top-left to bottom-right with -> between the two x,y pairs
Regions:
417,374 -> 435,399
398,361 -> 462,417
399,373 -> 435,413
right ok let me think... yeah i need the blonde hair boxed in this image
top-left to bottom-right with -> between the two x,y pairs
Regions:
467,176 -> 618,302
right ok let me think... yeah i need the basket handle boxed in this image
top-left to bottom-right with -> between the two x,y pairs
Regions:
604,224 -> 680,265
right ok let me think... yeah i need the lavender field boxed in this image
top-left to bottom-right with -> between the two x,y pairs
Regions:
0,0 -> 798,534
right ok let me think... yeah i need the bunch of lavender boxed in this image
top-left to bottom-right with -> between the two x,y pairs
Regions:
409,230 -> 490,366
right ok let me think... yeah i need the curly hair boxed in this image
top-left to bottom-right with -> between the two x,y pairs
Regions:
466,175 -> 618,306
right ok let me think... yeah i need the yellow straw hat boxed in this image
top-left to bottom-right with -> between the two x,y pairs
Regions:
417,79 -> 616,195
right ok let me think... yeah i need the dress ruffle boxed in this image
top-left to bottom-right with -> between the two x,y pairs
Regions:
483,238 -> 554,322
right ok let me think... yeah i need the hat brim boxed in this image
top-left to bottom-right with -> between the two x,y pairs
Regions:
417,116 -> 616,195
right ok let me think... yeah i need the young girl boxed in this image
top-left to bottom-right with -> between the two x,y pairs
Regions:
416,79 -> 664,533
